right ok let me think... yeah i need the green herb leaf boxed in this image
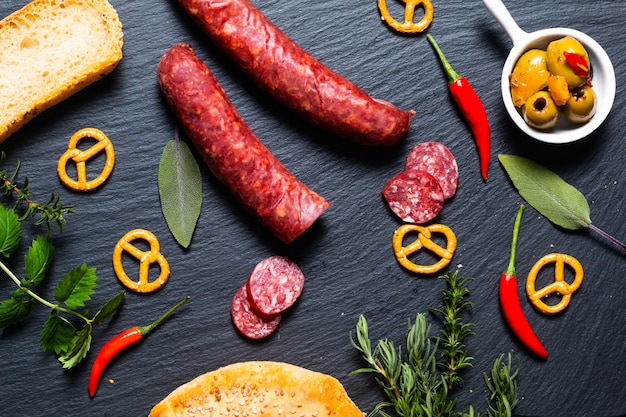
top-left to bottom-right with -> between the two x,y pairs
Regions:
58,324 -> 92,369
158,134 -> 202,248
92,290 -> 125,324
498,154 -> 591,230
40,310 -> 77,355
53,264 -> 98,310
0,205 -> 22,258
25,236 -> 54,286
0,295 -> 33,328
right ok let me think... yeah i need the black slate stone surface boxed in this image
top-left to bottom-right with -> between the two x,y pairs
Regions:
0,1 -> 624,416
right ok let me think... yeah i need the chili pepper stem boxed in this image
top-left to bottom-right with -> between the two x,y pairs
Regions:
426,34 -> 461,83
138,296 -> 190,336
505,205 -> 524,276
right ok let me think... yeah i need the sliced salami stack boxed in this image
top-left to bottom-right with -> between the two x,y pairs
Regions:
231,256 -> 305,339
383,142 -> 458,224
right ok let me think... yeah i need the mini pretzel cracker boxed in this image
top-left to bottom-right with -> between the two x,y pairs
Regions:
57,127 -> 115,191
392,223 -> 456,274
526,253 -> 584,315
113,229 -> 170,293
378,0 -> 434,33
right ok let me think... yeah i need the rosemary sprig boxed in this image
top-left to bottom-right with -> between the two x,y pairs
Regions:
484,353 -> 519,417
350,269 -> 520,417
431,271 -> 475,389
0,152 -> 74,232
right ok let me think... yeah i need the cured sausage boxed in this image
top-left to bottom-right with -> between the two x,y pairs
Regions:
157,44 -> 330,244
173,0 -> 414,146
246,256 -> 304,317
231,284 -> 282,339
382,169 -> 444,224
405,142 -> 458,200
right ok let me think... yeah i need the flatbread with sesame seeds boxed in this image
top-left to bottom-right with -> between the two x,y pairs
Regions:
149,361 -> 365,417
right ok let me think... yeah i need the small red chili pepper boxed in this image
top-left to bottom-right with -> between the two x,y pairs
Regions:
564,51 -> 590,77
499,205 -> 548,359
427,34 -> 491,181
88,296 -> 190,398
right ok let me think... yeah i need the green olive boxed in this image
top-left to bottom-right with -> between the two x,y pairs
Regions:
563,85 -> 597,123
522,91 -> 560,130
546,36 -> 590,88
510,49 -> 550,107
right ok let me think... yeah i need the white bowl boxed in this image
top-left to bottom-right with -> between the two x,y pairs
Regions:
483,0 -> 616,144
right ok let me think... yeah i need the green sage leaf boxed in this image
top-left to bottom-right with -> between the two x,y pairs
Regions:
158,137 -> 202,249
498,154 -> 591,230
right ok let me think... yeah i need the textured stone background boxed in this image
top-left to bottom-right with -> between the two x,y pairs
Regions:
0,1 -> 624,416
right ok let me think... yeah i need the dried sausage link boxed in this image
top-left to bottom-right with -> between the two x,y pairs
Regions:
174,0 -> 414,146
157,44 -> 330,243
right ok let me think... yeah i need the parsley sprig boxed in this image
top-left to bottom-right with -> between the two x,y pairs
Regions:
0,204 -> 125,368
0,155 -> 124,368
350,270 -> 520,417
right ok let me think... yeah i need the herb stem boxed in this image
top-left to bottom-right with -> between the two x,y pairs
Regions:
0,259 -> 91,325
588,223 -> 626,252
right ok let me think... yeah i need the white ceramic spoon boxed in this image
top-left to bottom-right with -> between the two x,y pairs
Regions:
482,0 -> 616,144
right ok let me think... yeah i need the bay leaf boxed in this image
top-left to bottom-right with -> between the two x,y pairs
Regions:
158,137 -> 202,248
498,154 -> 591,230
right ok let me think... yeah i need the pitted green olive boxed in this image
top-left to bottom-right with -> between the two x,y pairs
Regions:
510,49 -> 550,107
546,36 -> 590,88
563,85 -> 597,123
522,91 -> 560,130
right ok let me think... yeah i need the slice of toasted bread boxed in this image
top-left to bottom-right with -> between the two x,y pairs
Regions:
0,0 -> 123,143
149,361 -> 365,417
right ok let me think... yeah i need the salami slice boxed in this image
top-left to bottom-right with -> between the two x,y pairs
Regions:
231,284 -> 281,339
405,142 -> 458,200
247,256 -> 304,317
382,169 -> 445,224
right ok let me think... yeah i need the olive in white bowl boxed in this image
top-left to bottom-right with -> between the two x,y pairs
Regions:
482,0 -> 616,144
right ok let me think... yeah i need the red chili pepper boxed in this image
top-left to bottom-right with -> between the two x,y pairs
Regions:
564,51 -> 590,77
427,34 -> 491,181
499,205 -> 548,359
88,296 -> 190,398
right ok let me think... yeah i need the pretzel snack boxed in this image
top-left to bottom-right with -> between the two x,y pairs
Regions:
57,127 -> 115,191
113,229 -> 170,293
392,223 -> 456,274
526,253 -> 584,314
378,0 -> 434,33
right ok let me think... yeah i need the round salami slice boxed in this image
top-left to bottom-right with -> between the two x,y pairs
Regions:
247,256 -> 305,317
231,284 -> 281,340
405,142 -> 458,200
382,169 -> 445,224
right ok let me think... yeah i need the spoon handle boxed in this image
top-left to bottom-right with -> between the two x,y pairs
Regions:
481,0 -> 527,45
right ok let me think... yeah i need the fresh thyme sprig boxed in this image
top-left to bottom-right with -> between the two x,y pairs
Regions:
0,152 -> 74,233
350,269 -> 520,417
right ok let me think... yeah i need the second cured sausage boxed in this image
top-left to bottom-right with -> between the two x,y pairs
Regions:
174,0 -> 414,146
157,44 -> 330,244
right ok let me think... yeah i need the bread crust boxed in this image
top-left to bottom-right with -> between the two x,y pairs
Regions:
149,361 -> 365,417
0,0 -> 123,143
